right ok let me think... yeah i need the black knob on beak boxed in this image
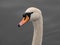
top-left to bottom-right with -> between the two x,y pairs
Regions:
18,24 -> 20,27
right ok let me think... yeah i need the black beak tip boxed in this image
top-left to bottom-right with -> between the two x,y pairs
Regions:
18,24 -> 20,27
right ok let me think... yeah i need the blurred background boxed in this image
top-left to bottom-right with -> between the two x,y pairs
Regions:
0,0 -> 60,45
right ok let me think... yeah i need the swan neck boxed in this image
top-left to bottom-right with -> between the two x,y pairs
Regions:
32,17 -> 43,45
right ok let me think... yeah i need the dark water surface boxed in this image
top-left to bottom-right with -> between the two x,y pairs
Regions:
0,0 -> 60,45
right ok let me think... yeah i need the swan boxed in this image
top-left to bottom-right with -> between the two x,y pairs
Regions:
18,7 -> 43,45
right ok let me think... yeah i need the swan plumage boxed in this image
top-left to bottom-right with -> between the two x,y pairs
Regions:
18,7 -> 43,45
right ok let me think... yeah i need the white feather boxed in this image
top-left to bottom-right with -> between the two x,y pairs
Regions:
25,7 -> 43,45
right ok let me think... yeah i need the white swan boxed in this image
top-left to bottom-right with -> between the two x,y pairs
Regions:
18,7 -> 43,45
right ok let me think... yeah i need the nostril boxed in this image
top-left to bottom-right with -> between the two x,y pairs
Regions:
18,24 -> 20,27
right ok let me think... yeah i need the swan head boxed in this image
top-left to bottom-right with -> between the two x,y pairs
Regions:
18,7 -> 42,27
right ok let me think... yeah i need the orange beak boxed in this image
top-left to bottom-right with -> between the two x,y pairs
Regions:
18,16 -> 30,27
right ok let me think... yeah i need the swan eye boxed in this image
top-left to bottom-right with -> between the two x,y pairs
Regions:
23,12 -> 33,18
